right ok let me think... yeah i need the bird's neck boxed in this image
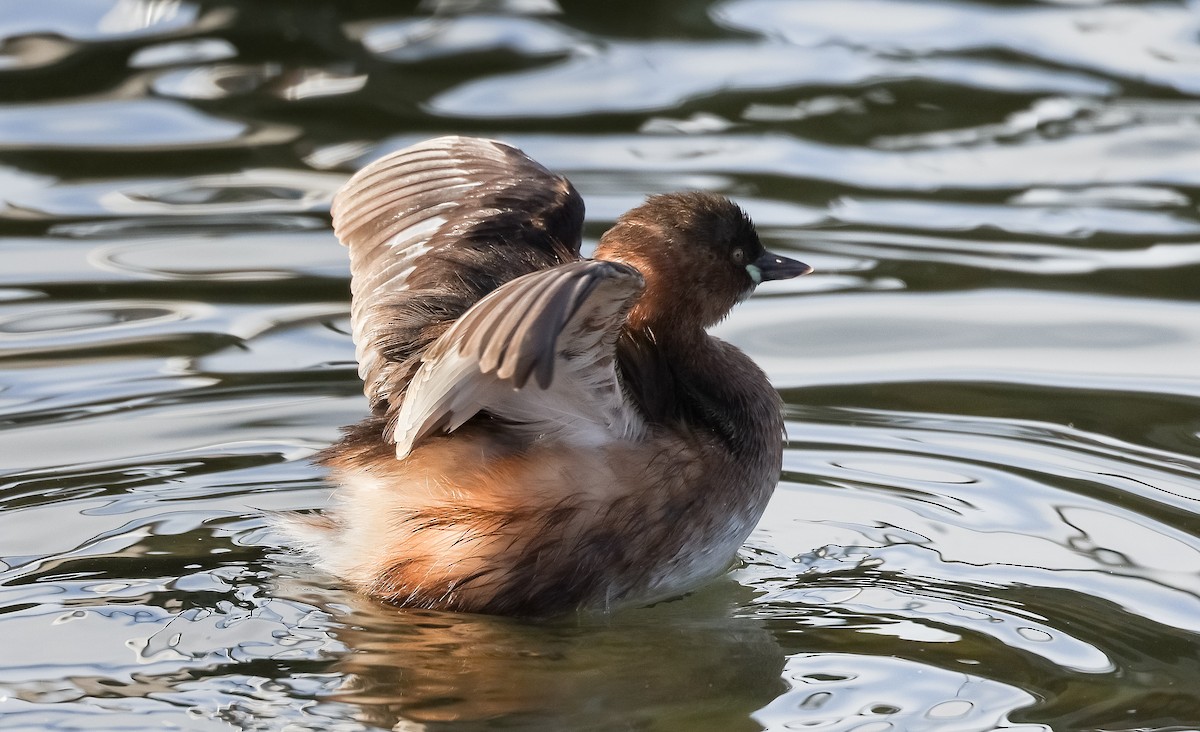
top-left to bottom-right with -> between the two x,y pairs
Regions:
616,326 -> 778,460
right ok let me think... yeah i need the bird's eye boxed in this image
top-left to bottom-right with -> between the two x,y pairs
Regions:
731,248 -> 746,265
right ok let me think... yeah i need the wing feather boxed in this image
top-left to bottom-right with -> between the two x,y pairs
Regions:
330,136 -> 585,416
389,260 -> 645,458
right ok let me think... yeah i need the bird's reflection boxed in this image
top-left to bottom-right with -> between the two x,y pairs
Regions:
287,577 -> 785,731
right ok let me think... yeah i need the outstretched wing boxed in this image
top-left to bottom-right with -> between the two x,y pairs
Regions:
331,136 -> 585,416
389,260 -> 646,458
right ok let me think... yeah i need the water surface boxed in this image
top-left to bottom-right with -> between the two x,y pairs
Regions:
1,1 -> 1199,730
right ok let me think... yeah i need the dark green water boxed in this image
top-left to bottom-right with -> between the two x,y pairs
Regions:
2,1 -> 1199,730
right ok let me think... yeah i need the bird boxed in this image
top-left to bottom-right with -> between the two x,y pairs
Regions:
279,135 -> 812,616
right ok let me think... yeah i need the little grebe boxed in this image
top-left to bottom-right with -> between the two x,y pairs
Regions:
281,136 -> 812,616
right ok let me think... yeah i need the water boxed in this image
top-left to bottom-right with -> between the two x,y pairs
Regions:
1,0 -> 1199,729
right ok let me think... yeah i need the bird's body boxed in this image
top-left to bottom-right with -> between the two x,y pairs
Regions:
281,136 -> 811,616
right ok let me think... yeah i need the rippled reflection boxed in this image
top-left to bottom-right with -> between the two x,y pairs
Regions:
305,592 -> 785,730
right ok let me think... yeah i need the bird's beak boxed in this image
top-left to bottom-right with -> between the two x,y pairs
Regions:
749,250 -> 813,282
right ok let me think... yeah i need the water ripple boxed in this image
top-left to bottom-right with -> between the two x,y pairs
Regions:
429,41 -> 1113,118
0,99 -> 291,151
0,0 -> 217,43
756,653 -> 1041,732
361,128 -> 1200,195
716,0 -> 1200,94
1,1 -> 1198,730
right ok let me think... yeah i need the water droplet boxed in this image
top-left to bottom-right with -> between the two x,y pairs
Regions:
850,722 -> 893,732
1017,626 -> 1053,642
52,610 -> 88,625
927,700 -> 973,718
